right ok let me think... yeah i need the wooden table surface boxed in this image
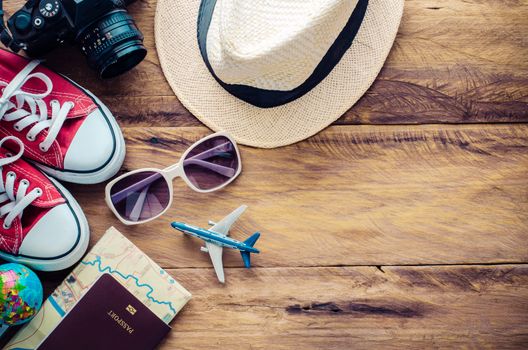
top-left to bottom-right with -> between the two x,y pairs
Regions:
3,0 -> 528,349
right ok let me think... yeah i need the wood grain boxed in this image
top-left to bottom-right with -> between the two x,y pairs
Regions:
155,265 -> 528,349
0,1 -> 526,349
2,0 -> 527,126
7,264 -> 524,349
60,124 -> 528,268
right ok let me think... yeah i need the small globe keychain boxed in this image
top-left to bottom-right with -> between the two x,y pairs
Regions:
0,263 -> 43,336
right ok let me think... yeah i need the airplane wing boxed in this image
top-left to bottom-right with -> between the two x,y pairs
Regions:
206,242 -> 225,283
209,205 -> 247,236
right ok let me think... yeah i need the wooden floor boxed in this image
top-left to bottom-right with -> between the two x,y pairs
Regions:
3,0 -> 528,349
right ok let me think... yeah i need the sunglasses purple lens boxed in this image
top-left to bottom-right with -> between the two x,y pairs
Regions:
110,171 -> 170,222
183,136 -> 239,190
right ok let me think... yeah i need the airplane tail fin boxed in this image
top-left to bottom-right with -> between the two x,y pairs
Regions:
240,251 -> 251,268
241,232 -> 260,268
243,232 -> 260,247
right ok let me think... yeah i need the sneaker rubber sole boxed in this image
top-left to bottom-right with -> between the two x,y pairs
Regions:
0,176 -> 90,271
31,84 -> 126,185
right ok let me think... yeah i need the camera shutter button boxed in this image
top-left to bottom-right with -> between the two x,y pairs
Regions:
33,16 -> 45,29
14,13 -> 32,32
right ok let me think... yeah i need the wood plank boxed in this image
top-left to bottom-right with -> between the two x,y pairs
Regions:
157,265 -> 528,349
2,0 -> 527,126
62,124 -> 528,268
4,264 -> 526,349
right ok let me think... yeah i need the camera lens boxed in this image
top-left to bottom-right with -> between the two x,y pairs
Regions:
78,10 -> 147,79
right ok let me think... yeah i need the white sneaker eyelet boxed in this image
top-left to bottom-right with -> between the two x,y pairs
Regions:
35,187 -> 43,196
5,152 -> 12,157
21,179 -> 29,186
26,134 -> 35,142
3,223 -> 10,230
7,171 -> 15,178
51,99 -> 59,105
68,102 -> 75,108
13,125 -> 20,131
39,144 -> 47,152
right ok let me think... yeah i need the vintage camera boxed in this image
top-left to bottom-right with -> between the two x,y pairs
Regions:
0,0 -> 147,78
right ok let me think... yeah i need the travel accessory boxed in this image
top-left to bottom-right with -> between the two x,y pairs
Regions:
0,263 -> 43,337
0,49 -> 126,184
6,227 -> 191,349
155,0 -> 404,148
105,131 -> 241,225
0,136 -> 89,271
38,274 -> 171,350
171,205 -> 260,283
0,0 -> 146,78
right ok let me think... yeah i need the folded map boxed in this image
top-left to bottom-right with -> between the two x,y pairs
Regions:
5,227 -> 191,350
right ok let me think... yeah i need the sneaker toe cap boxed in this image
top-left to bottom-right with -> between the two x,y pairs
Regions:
18,204 -> 80,258
64,108 -> 116,172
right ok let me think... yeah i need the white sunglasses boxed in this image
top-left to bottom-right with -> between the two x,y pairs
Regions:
105,132 -> 242,225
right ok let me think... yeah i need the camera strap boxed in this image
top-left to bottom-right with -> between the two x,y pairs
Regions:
0,0 -> 18,50
0,0 -> 5,33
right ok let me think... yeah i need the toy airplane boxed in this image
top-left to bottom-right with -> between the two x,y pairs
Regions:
171,205 -> 260,283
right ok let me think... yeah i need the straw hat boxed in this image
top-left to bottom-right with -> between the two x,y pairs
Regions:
155,0 -> 404,148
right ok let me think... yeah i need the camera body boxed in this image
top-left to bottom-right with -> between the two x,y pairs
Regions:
1,0 -> 146,78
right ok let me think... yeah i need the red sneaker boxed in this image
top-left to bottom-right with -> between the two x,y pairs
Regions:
0,49 -> 125,184
0,136 -> 89,271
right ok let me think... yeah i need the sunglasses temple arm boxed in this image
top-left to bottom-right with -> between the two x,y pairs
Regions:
187,142 -> 233,162
182,159 -> 236,177
110,172 -> 164,204
128,185 -> 150,222
181,141 -> 236,177
163,159 -> 234,179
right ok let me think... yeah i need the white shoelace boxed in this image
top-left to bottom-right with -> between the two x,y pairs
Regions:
0,60 -> 73,152
0,136 -> 42,229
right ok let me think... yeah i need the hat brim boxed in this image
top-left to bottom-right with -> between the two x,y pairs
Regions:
155,0 -> 404,148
